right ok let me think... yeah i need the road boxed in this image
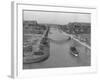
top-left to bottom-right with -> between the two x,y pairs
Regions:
23,26 -> 90,69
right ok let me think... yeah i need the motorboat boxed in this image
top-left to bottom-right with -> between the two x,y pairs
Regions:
70,46 -> 79,57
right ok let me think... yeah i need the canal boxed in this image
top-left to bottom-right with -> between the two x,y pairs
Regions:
23,26 -> 90,69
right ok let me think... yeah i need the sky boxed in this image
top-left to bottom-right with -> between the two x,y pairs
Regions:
23,10 -> 91,25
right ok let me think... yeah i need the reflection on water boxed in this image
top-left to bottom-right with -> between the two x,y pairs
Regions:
23,27 -> 90,69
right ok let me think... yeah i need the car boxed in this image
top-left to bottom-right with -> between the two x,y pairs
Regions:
70,46 -> 79,57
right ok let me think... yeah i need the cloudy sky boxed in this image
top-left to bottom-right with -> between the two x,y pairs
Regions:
24,10 -> 91,25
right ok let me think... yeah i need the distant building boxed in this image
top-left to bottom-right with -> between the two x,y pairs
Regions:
67,22 -> 91,34
23,20 -> 37,26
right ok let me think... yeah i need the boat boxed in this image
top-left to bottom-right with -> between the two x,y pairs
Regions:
70,46 -> 79,57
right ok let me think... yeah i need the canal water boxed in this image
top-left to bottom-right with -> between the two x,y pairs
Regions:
23,27 -> 90,69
